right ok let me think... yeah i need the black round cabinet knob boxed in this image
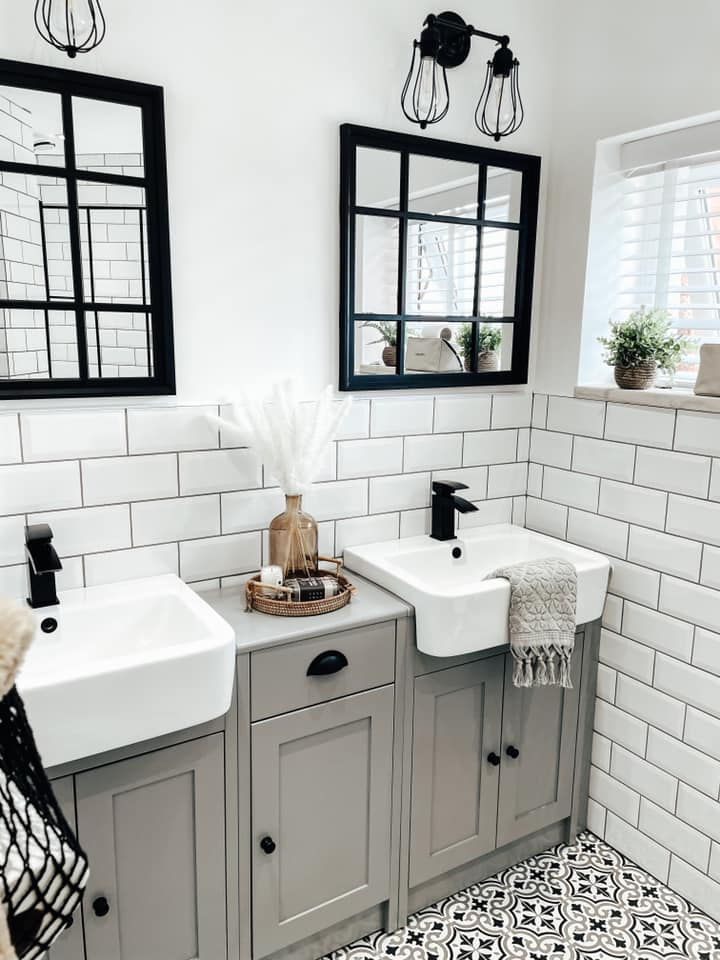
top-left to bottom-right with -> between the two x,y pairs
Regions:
260,836 -> 276,855
92,896 -> 110,918
487,752 -> 501,767
506,745 -> 520,759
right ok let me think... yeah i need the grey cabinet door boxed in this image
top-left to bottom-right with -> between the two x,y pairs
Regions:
251,686 -> 394,959
409,656 -> 504,888
47,776 -> 85,960
76,735 -> 227,960
496,638 -> 583,848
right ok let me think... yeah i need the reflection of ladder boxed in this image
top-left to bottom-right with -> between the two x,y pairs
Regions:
415,222 -> 460,313
38,202 -> 150,378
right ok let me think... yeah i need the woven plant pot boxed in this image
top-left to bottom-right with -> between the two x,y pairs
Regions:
382,346 -> 396,367
478,351 -> 500,372
614,360 -> 657,390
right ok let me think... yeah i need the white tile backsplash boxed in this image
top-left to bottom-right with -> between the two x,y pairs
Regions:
604,403 -> 676,449
677,784 -> 720,845
335,512 -> 400,554
659,575 -> 720,634
605,813 -> 670,883
647,728 -> 720,798
222,487 -> 285,534
491,393 -> 532,429
627,526 -> 702,581
666,495 -> 720,547
337,437 -> 403,479
0,460 -> 82,515
463,429 -> 518,466
370,397 -> 433,437
487,461 -> 527,499
546,396 -> 605,437
692,628 -> 720,676
529,429 -> 573,469
432,466 -> 487,502
404,433 -> 462,472
434,395 -> 491,433
127,405 -> 219,454
621,602 -> 694,661
84,543 -> 179,586
28,504 -> 131,556
674,411 -> 720,457
369,472 -> 430,514
572,436 -> 635,482
132,495 -> 220,546
634,447 -> 711,499
654,654 -> 720,721
542,466 -> 599,511
610,746 -> 677,813
179,532 -> 261,581
640,799 -> 711,871
615,674 -> 685,738
600,629 -> 655,684
179,448 -> 261,496
567,509 -> 628,559
83,453 -> 178,506
21,409 -> 127,461
0,515 -> 26,566
684,707 -> 720,761
598,479 -> 667,531
0,415 -> 21,464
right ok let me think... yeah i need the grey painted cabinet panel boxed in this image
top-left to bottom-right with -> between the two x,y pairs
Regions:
496,638 -> 583,848
76,734 -> 227,960
47,776 -> 85,960
409,656 -> 504,887
251,686 -> 394,958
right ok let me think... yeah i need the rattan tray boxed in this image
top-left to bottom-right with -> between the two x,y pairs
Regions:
245,558 -> 356,617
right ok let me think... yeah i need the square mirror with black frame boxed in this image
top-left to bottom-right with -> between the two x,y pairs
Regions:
0,59 -> 174,400
339,123 -> 540,391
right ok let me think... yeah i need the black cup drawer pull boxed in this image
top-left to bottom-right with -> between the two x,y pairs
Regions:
92,896 -> 110,918
306,650 -> 349,677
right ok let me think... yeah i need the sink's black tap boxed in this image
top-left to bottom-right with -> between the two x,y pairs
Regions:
26,523 -> 62,609
430,480 -> 479,541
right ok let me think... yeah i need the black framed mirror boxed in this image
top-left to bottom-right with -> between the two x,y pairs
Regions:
0,59 -> 174,400
339,124 -> 540,390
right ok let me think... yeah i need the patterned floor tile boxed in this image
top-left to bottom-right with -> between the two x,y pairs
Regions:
324,832 -> 720,960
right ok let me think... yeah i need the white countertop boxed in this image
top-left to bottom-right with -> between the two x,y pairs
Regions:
203,573 -> 411,653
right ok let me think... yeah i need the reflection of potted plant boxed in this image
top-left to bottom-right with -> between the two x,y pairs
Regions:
362,321 -> 397,367
457,323 -> 502,371
598,307 -> 687,390
477,324 -> 503,371
457,323 -> 474,371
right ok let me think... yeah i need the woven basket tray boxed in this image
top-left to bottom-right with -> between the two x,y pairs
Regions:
245,558 -> 356,617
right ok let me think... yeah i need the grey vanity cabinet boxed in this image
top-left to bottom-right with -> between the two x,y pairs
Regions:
251,685 -> 395,959
76,734 -> 227,960
409,656 -> 504,887
496,639 -> 583,848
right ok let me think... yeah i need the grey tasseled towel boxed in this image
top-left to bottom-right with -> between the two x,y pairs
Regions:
487,557 -> 577,688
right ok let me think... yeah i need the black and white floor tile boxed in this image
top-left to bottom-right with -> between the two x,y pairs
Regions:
325,832 -> 720,960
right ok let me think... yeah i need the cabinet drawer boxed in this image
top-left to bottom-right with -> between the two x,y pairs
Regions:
251,621 -> 396,721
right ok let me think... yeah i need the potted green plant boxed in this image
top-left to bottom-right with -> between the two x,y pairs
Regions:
362,321 -> 397,367
456,323 -> 502,371
598,307 -> 687,390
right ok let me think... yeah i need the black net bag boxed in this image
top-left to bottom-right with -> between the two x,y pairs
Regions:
0,686 -> 88,959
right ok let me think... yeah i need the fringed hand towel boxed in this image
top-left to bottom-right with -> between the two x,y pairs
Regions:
486,558 -> 577,688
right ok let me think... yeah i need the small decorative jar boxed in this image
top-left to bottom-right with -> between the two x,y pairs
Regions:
478,350 -> 500,372
614,360 -> 657,390
269,495 -> 319,578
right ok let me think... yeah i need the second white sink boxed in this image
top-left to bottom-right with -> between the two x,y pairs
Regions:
18,575 -> 236,768
345,523 -> 610,657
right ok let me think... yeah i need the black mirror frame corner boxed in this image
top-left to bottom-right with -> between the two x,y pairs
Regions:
338,122 -> 541,392
0,58 -> 175,401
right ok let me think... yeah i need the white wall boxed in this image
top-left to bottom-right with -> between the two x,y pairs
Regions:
535,0 -> 720,395
0,0 -> 558,402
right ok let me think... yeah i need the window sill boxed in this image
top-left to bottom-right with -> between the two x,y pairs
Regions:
575,384 -> 720,414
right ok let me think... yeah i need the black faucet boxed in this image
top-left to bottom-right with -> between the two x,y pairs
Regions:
25,524 -> 62,609
430,480 -> 479,541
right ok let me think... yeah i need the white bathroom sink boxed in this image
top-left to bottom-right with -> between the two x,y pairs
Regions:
345,523 -> 610,657
17,575 -> 236,768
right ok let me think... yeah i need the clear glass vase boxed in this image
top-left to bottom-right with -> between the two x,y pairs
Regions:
269,495 -> 319,579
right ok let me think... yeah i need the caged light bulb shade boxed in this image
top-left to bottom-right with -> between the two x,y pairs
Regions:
34,0 -> 106,58
401,24 -> 449,130
475,44 -> 524,142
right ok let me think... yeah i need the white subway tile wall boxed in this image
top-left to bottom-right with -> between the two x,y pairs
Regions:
0,394 -> 531,593
528,394 -> 720,918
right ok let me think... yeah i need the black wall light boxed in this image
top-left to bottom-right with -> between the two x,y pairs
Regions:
34,0 -> 106,58
401,11 -> 523,141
